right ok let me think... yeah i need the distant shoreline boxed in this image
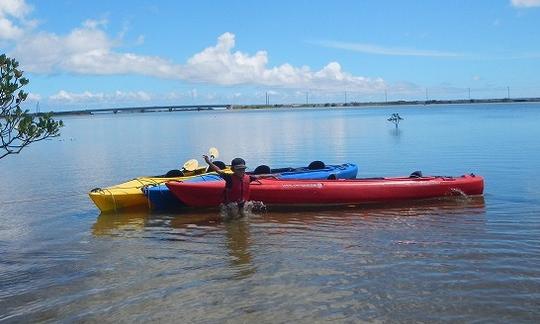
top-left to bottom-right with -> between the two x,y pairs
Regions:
37,97 -> 540,117
234,97 -> 540,110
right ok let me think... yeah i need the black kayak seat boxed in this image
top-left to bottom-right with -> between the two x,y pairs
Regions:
164,169 -> 184,177
207,160 -> 226,172
254,165 -> 272,175
308,161 -> 326,170
213,161 -> 226,170
409,171 -> 423,178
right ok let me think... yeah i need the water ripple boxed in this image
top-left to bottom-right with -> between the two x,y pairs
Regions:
2,105 -> 540,322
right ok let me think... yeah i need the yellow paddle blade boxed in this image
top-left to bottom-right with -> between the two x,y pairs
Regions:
183,159 -> 199,172
208,147 -> 219,159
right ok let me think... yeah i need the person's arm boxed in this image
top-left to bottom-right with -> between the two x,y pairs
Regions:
203,155 -> 226,175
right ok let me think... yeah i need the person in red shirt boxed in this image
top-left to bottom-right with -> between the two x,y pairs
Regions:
203,155 -> 258,218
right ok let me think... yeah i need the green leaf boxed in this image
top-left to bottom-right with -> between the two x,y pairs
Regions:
1,54 -> 64,160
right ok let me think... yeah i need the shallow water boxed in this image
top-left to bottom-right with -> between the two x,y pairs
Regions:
1,104 -> 540,322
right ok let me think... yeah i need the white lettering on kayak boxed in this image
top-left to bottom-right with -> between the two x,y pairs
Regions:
281,183 -> 323,189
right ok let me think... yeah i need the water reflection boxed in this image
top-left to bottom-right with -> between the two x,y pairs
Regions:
92,211 -> 218,235
224,220 -> 255,279
259,196 -> 485,219
389,127 -> 402,138
93,196 -> 485,235
86,197 -> 489,321
93,210 -> 257,278
92,211 -> 150,236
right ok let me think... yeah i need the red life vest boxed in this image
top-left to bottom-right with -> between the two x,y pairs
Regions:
224,174 -> 251,203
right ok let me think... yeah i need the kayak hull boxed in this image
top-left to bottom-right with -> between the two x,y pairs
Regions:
166,174 -> 484,208
147,163 -> 358,210
145,174 -> 222,210
89,167 -> 209,212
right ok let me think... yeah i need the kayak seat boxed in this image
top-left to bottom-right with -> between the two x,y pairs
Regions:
164,169 -> 184,177
254,165 -> 272,174
308,160 -> 326,170
327,174 -> 337,180
207,160 -> 226,172
409,171 -> 423,178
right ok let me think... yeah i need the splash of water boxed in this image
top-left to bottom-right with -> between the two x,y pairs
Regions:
450,188 -> 470,198
219,201 -> 266,221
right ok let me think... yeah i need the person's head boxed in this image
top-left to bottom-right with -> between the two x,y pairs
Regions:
231,157 -> 247,175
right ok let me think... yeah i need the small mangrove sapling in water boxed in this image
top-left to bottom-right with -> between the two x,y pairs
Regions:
387,113 -> 403,128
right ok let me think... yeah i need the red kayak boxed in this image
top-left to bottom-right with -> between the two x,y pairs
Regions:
166,174 -> 484,207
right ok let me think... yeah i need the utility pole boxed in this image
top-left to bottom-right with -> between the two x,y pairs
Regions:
507,86 -> 510,99
468,88 -> 471,100
306,91 -> 309,105
344,91 -> 348,104
425,88 -> 429,101
385,89 -> 388,103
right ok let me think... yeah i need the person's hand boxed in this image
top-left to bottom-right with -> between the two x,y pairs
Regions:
203,155 -> 210,163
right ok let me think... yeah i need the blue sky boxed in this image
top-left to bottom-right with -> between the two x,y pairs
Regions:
1,0 -> 540,110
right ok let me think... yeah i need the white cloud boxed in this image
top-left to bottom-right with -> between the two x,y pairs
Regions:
0,0 -> 32,39
511,0 -> 540,7
3,1 -> 391,94
0,17 -> 23,39
49,90 -> 152,103
9,20 -> 387,92
114,90 -> 151,101
26,92 -> 41,101
0,0 -> 32,19
310,40 -> 462,57
11,18 -> 183,77
82,18 -> 107,29
179,33 -> 386,92
50,90 -> 104,102
135,34 -> 144,45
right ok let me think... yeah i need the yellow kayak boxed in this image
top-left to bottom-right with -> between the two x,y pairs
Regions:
89,166 -> 210,213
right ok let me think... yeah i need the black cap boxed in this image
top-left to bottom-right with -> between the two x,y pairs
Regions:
231,157 -> 246,169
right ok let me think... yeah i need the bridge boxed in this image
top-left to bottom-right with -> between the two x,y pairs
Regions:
45,104 -> 232,116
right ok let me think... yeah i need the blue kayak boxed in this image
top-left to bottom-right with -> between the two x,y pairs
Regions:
145,162 -> 358,210
265,163 -> 358,180
144,173 -> 222,211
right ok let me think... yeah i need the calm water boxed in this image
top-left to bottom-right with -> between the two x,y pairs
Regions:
1,104 -> 540,322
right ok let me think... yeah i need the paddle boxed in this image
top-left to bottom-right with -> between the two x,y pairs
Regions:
208,147 -> 219,160
156,148 -> 219,178
182,159 -> 199,172
161,159 -> 197,177
177,148 -> 220,175
181,148 -> 218,171
203,147 -> 228,173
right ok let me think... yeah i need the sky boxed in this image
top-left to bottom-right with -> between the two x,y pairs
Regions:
1,0 -> 540,111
